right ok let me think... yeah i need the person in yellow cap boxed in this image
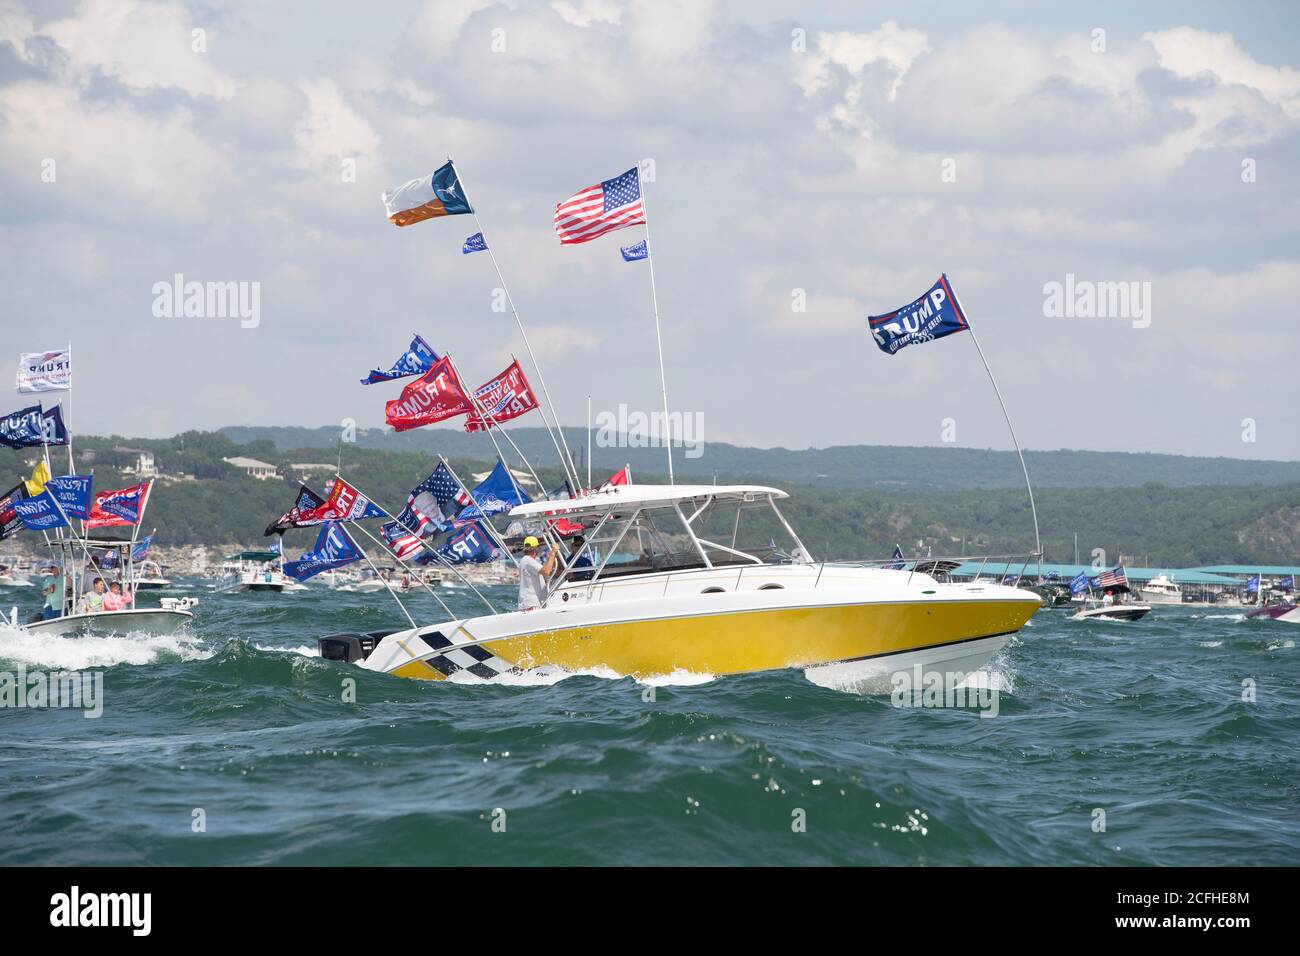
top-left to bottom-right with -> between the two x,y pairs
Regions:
518,534 -> 558,610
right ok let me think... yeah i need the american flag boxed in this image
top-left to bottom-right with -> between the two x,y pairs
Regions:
1095,566 -> 1128,589
554,167 -> 646,244
382,464 -> 471,558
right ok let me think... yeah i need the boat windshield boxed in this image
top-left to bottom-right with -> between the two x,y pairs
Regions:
571,494 -> 810,585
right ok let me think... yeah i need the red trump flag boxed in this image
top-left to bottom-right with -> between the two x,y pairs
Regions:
464,359 -> 538,432
384,356 -> 474,432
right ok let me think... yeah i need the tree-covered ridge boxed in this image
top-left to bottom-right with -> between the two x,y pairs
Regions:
2,431 -> 1296,565
220,425 -> 1300,491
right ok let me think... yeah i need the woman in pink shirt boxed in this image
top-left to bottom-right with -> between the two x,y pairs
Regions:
102,581 -> 127,611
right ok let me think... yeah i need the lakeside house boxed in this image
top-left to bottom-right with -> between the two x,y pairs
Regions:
223,456 -> 280,480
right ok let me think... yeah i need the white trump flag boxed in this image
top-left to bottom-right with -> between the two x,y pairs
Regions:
16,349 -> 72,392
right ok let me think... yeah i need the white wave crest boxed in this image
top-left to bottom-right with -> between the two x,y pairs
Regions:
0,624 -> 210,671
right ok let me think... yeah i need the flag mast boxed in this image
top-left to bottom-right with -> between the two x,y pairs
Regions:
635,165 -> 674,485
949,293 -> 1042,573
448,159 -> 583,491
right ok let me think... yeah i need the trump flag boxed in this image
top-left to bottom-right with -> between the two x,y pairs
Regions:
465,359 -> 538,432
868,275 -> 969,355
385,356 -> 475,432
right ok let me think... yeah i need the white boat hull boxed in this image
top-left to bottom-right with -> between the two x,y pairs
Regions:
21,607 -> 194,636
1071,604 -> 1152,622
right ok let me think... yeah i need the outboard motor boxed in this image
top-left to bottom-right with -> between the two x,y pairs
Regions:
318,630 -> 398,663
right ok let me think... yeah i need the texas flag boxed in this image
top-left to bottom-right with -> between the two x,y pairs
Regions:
382,161 -> 472,227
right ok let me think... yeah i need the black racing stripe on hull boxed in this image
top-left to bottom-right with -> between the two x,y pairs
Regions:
813,629 -> 1020,668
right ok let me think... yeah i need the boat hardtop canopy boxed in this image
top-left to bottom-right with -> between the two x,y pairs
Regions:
508,483 -> 788,519
226,549 -> 281,562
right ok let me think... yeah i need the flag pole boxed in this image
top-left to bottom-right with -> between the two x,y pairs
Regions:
443,353 -> 544,503
346,528 -> 418,628
442,355 -> 564,558
587,394 -> 592,492
960,322 -> 1042,573
448,159 -> 582,490
65,341 -> 74,475
635,165 -> 674,484
346,519 -> 484,620
329,473 -> 501,611
435,455 -> 521,571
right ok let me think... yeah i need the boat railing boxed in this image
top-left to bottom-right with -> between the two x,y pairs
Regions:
808,552 -> 1043,589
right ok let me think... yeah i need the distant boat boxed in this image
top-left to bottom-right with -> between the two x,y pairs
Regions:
1071,584 -> 1151,622
1138,574 -> 1183,605
1246,598 -> 1300,623
214,550 -> 289,593
131,560 -> 172,590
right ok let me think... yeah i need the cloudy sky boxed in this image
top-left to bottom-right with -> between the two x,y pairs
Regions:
2,0 -> 1298,462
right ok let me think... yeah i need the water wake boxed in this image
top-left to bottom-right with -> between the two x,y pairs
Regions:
0,624 -> 210,670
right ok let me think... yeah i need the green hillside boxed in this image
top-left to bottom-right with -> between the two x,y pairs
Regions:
3,430 -> 1297,566
220,425 -> 1300,491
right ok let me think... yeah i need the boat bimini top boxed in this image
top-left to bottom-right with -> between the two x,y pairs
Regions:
508,483 -> 813,593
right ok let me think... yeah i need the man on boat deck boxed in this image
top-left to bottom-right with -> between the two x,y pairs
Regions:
82,577 -> 107,614
518,536 -> 558,611
42,581 -> 60,618
560,535 -> 594,583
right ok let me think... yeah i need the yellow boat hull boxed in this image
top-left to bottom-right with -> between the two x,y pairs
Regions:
387,597 -> 1039,682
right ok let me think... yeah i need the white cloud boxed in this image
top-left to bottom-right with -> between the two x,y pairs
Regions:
293,78 -> 382,180
43,0 -> 238,99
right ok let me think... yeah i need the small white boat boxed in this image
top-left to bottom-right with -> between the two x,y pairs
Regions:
131,560 -> 172,591
0,564 -> 33,587
1071,603 -> 1152,622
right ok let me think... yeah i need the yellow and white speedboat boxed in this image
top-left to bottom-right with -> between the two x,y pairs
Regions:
319,484 -> 1040,688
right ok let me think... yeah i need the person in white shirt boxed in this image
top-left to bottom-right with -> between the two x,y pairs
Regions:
517,535 -> 558,610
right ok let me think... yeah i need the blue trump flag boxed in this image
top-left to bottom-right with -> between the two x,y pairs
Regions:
620,240 -> 647,262
45,474 -> 93,519
427,520 -> 499,565
455,460 -> 531,521
2,405 -> 70,447
1245,574 -> 1261,594
14,491 -> 69,531
1068,572 -> 1089,595
1279,575 -> 1295,590
462,232 -> 488,254
283,522 -> 362,580
0,405 -> 43,447
868,274 -> 970,355
360,334 -> 440,385
41,406 -> 68,445
132,533 -> 154,562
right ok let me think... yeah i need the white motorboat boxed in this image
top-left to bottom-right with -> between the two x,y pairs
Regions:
16,597 -> 196,636
15,534 -> 195,636
1138,573 -> 1183,605
1070,585 -> 1152,621
320,484 -> 1041,688
131,559 -> 172,590
0,562 -> 33,587
213,550 -> 289,593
